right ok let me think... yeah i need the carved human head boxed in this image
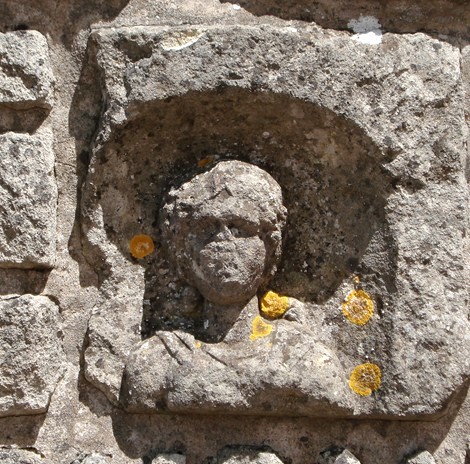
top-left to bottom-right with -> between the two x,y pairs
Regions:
161,160 -> 287,306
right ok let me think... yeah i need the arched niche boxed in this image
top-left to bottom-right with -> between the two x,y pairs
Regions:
84,87 -> 394,338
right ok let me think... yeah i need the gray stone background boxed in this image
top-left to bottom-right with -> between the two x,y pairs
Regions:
0,0 -> 469,463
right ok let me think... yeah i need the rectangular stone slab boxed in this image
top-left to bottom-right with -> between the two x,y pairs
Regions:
0,294 -> 64,417
0,127 -> 57,268
82,25 -> 470,419
0,30 -> 54,110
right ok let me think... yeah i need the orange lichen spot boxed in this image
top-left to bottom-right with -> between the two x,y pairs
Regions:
260,291 -> 289,319
349,363 -> 381,396
129,234 -> 155,259
342,289 -> 374,326
198,156 -> 215,168
249,315 -> 273,341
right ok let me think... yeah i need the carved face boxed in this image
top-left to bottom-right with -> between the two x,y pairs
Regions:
161,160 -> 286,306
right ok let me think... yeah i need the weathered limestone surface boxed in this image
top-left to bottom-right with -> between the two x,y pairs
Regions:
405,451 -> 436,464
0,127 -> 57,268
0,449 -> 44,463
0,294 -> 64,417
83,25 -> 469,419
0,30 -> 54,110
72,454 -> 109,464
0,0 -> 468,463
334,450 -> 362,464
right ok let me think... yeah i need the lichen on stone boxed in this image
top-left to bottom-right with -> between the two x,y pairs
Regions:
260,290 -> 289,319
342,289 -> 374,326
349,363 -> 381,396
129,234 -> 155,259
249,315 -> 273,341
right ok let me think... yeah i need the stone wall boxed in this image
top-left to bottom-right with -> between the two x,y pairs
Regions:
0,1 -> 469,463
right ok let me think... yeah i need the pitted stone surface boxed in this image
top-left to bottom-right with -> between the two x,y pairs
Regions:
75,454 -> 108,464
318,448 -> 361,464
406,451 -> 436,464
0,30 -> 54,110
0,127 -> 57,268
0,449 -> 44,463
0,294 -> 64,417
83,25 -> 469,419
335,450 -> 362,464
0,1 -> 468,463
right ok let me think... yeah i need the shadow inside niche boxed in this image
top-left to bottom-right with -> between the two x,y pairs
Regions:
0,268 -> 50,295
0,413 -> 45,449
220,0 -> 470,46
82,87 -> 397,340
0,107 -> 50,135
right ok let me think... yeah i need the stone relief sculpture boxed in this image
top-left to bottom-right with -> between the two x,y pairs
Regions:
0,1 -> 469,462
122,160 -> 352,414
82,27 -> 469,423
160,159 -> 286,340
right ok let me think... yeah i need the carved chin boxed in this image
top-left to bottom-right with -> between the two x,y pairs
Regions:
188,238 -> 266,305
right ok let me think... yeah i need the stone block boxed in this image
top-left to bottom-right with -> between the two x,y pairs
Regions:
82,26 -> 470,419
0,294 -> 64,417
0,127 -> 57,268
0,30 -> 54,110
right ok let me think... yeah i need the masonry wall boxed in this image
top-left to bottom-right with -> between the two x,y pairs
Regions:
0,1 -> 469,463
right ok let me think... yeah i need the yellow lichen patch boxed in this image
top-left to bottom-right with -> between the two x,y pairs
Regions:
198,156 -> 215,168
260,291 -> 289,319
342,289 -> 374,326
195,341 -> 202,349
249,315 -> 273,341
349,363 -> 381,396
129,234 -> 155,259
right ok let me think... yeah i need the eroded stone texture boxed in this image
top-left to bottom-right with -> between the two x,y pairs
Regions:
0,30 -> 54,110
152,454 -> 186,464
72,454 -> 108,464
0,449 -> 44,463
0,294 -> 64,417
0,127 -> 57,268
406,451 -> 436,464
217,447 -> 283,464
318,448 -> 362,464
82,25 -> 469,419
335,450 -> 362,464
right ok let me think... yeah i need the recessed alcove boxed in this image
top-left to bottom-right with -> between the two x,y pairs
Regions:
89,87 -> 393,337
